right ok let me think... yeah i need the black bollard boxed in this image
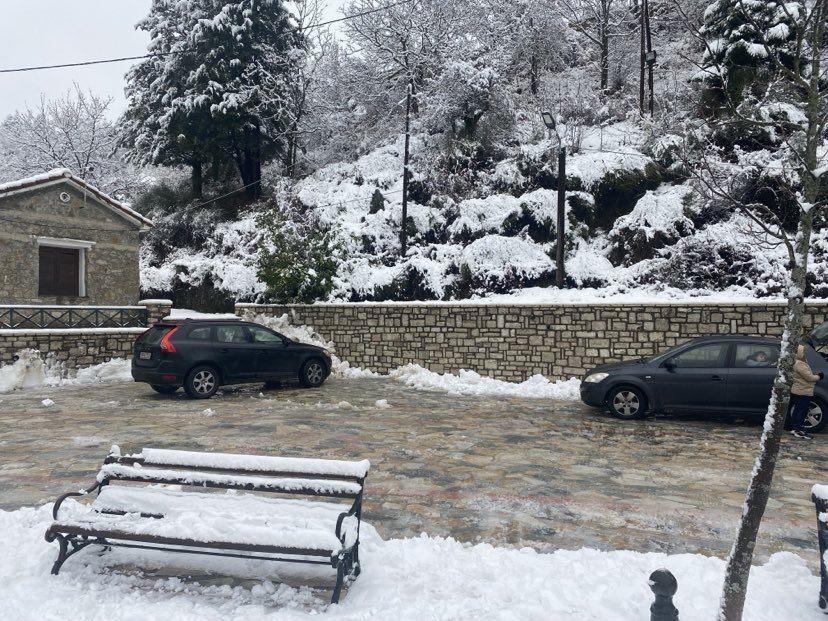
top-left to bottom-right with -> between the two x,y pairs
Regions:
649,568 -> 679,621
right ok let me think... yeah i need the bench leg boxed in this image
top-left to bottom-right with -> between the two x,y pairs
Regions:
49,535 -> 70,575
45,532 -> 104,575
352,544 -> 361,577
331,559 -> 346,605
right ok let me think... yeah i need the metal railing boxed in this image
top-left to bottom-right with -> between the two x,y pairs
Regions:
0,305 -> 148,329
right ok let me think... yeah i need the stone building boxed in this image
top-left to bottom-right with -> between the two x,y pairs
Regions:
0,169 -> 152,305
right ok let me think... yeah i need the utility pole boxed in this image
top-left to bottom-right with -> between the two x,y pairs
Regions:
401,80 -> 411,257
556,145 -> 566,288
644,0 -> 654,115
639,0 -> 645,114
541,111 -> 567,288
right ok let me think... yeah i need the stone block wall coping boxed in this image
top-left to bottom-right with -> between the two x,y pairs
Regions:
0,328 -> 147,336
138,299 -> 174,306
237,300 -> 826,309
2,304 -> 147,310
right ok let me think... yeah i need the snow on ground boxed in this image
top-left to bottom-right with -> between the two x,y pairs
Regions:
389,364 -> 580,400
0,349 -> 132,394
1,505 -> 822,620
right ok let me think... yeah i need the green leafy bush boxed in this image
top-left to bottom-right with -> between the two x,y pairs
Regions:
256,210 -> 340,303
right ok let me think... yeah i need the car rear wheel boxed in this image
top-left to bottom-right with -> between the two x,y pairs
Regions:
607,386 -> 647,420
299,358 -> 326,388
150,384 -> 179,395
804,398 -> 827,433
184,365 -> 219,399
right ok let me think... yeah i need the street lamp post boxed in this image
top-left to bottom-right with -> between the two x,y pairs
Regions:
542,111 -> 566,289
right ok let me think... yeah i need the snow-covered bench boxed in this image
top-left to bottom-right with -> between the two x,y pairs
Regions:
812,484 -> 828,611
45,446 -> 370,603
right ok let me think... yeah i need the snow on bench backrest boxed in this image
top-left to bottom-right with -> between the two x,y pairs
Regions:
124,447 -> 370,480
97,463 -> 364,497
813,484 -> 828,503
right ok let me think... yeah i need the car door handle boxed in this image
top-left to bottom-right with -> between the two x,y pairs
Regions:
710,375 -> 725,381
219,348 -> 229,353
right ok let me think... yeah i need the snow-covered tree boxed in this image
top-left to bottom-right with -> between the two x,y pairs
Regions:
697,0 -> 803,113
0,84 -> 121,192
557,0 -> 636,93
680,1 -> 828,619
343,0 -> 460,255
466,0 -> 570,95
120,0 -> 305,199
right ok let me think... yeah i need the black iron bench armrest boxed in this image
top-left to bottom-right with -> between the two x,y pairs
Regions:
52,481 -> 104,520
335,494 -> 363,543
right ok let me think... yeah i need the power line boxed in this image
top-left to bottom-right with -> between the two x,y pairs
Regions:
0,0 -> 417,75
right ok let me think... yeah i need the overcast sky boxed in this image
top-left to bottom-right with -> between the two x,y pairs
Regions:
0,1 -> 346,121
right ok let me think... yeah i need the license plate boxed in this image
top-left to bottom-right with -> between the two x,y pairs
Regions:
139,351 -> 152,360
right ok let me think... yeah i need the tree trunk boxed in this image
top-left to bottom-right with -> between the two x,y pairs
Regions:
191,161 -> 203,199
600,29 -> 610,93
530,52 -> 539,95
235,127 -> 262,201
717,211 -> 813,620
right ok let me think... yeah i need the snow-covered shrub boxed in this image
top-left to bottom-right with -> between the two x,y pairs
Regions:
449,236 -> 554,297
501,189 -> 558,244
640,238 -> 777,294
566,192 -> 596,237
590,163 -> 662,231
606,186 -> 696,266
807,226 -> 828,299
369,188 -> 385,214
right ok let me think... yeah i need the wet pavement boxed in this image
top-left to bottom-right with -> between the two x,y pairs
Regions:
0,376 -> 825,569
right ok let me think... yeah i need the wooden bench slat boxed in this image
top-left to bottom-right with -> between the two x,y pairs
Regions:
98,464 -> 363,498
133,448 -> 371,479
49,523 -> 334,558
91,486 -> 360,548
53,498 -> 350,554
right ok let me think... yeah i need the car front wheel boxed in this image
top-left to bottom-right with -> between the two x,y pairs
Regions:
607,386 -> 647,420
184,365 -> 219,399
804,398 -> 827,433
299,358 -> 326,388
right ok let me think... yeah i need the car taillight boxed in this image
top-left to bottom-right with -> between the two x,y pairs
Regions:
160,326 -> 180,353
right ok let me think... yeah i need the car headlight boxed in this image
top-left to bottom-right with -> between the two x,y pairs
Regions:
583,372 -> 609,383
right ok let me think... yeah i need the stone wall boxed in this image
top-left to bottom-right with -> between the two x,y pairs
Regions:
0,300 -> 172,367
238,302 -> 828,381
0,184 -> 143,305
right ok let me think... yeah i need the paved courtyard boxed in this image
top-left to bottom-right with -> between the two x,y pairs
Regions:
0,376 -> 825,569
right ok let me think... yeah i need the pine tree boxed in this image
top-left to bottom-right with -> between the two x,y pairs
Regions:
699,0 -> 802,113
120,0 -> 305,199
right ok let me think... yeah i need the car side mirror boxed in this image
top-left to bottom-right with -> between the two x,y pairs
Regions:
664,358 -> 677,371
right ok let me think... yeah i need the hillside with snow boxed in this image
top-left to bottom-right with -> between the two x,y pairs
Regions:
138,119 -> 816,308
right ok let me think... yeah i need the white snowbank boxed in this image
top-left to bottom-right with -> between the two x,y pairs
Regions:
0,350 -> 132,394
2,505 -> 822,620
389,364 -> 580,399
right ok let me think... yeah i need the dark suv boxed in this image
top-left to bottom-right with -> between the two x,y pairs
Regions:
131,318 -> 332,399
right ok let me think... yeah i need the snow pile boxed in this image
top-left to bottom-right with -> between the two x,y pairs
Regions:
611,185 -> 694,242
0,350 -> 131,394
390,365 -> 581,399
1,505 -> 821,620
